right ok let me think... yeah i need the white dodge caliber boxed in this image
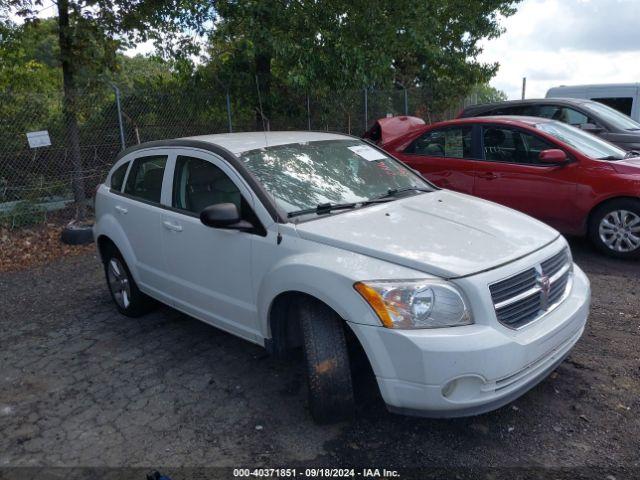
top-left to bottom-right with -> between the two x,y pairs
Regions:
94,131 -> 590,423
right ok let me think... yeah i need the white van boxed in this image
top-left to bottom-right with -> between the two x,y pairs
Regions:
546,83 -> 640,122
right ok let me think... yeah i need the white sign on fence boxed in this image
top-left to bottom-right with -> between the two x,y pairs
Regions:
26,130 -> 51,148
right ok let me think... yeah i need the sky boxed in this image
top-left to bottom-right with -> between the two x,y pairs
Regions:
479,0 -> 640,99
7,0 -> 640,100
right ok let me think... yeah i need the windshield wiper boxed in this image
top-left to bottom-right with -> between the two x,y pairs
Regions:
287,186 -> 431,219
287,202 -> 359,218
287,195 -> 402,219
368,186 -> 432,202
597,155 -> 623,160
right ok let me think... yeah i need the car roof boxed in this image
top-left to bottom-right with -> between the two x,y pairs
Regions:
429,115 -> 554,129
462,97 -> 592,113
182,131 -> 352,154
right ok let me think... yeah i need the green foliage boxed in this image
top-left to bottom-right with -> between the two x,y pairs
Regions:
0,200 -> 46,228
469,83 -> 509,104
207,0 -> 520,119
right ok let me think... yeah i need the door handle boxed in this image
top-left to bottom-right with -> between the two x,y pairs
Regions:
162,220 -> 183,232
479,172 -> 498,180
115,205 -> 128,215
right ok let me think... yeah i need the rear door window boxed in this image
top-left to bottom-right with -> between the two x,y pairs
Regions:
124,155 -> 168,203
405,127 -> 474,158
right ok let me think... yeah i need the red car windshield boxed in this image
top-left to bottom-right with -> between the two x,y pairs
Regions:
535,121 -> 627,160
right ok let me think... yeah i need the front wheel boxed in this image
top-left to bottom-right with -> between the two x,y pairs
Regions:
104,251 -> 156,317
299,300 -> 355,424
589,199 -> 640,259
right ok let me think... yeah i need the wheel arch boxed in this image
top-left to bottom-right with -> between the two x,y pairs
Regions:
586,195 -> 640,234
266,290 -> 367,360
93,214 -> 140,282
96,234 -> 118,264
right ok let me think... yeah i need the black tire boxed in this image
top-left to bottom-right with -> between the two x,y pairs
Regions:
588,198 -> 640,260
299,300 -> 355,424
103,249 -> 155,317
61,223 -> 94,245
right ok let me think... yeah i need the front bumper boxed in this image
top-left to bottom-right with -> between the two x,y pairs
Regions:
348,265 -> 590,417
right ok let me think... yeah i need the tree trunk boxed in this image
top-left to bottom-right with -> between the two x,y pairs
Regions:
57,0 -> 86,221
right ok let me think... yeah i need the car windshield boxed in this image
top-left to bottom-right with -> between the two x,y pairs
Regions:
240,139 -> 432,218
535,121 -> 627,160
583,101 -> 640,131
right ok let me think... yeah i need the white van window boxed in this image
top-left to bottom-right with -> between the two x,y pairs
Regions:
592,97 -> 633,116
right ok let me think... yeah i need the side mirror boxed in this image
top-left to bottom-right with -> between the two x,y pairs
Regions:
200,203 -> 254,231
539,149 -> 569,164
580,123 -> 604,134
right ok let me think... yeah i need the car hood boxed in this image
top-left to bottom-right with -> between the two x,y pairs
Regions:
295,190 -> 559,278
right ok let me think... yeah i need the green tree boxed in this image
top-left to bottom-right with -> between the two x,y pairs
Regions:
4,0 -> 213,221
208,0 -> 520,127
469,83 -> 508,104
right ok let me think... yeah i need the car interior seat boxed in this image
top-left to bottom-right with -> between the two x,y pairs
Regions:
187,163 -> 242,214
483,129 -> 509,161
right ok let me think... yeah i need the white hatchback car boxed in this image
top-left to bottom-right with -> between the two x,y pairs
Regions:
94,131 -> 590,423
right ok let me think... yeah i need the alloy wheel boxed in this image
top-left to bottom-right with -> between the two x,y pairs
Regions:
107,258 -> 132,309
598,209 -> 640,253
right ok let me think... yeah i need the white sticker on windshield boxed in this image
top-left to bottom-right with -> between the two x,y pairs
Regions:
348,145 -> 387,161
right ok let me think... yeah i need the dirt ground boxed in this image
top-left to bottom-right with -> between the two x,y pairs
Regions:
0,238 -> 638,479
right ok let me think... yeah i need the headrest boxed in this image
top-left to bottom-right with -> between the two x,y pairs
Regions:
484,128 -> 505,146
190,164 -> 224,186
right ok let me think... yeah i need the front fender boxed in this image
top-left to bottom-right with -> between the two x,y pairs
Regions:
256,249 -> 426,338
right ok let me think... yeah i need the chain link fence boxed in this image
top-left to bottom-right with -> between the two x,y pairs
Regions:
0,83 -> 476,228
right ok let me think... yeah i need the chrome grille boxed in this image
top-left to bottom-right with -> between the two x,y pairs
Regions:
490,248 -> 572,329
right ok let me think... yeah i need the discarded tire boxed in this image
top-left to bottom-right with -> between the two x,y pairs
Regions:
61,223 -> 94,245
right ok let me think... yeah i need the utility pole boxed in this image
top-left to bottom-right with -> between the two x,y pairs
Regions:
522,77 -> 527,100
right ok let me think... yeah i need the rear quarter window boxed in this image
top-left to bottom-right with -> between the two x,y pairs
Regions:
110,162 -> 129,191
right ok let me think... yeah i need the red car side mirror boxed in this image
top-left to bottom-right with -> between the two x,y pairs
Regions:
539,149 -> 568,164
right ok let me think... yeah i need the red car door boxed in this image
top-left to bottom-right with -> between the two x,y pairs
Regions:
395,125 -> 479,194
473,124 -> 581,233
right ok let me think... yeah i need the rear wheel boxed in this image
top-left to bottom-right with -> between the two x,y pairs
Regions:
589,199 -> 640,259
299,300 -> 355,424
104,250 -> 155,316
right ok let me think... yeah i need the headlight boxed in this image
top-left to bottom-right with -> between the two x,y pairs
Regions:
354,280 -> 473,329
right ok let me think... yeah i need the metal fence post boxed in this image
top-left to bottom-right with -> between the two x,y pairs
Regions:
307,94 -> 311,131
110,82 -> 126,151
226,90 -> 233,133
403,87 -> 409,115
364,87 -> 368,130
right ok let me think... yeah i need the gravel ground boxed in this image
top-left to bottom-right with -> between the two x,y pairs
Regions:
0,238 -> 638,479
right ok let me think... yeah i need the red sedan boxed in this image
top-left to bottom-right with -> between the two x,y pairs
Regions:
376,116 -> 640,259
